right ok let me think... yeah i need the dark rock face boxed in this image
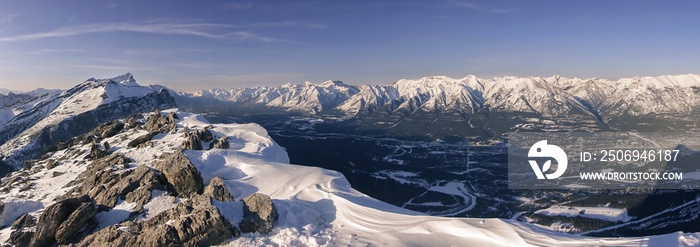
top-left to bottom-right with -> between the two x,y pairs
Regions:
209,136 -> 230,150
203,177 -> 235,202
76,195 -> 236,247
240,193 -> 278,234
154,150 -> 204,197
29,195 -> 97,246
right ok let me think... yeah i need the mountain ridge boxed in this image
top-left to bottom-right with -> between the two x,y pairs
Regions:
176,73 -> 700,138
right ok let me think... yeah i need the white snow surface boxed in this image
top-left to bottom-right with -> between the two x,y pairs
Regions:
535,206 -> 632,222
0,109 -> 698,246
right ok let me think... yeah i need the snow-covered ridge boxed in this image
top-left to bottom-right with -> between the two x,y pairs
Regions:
0,73 -> 175,169
179,73 -> 700,118
1,109 -> 697,246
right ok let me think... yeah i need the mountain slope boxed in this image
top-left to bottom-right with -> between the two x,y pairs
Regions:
0,109 -> 696,246
0,73 -> 176,169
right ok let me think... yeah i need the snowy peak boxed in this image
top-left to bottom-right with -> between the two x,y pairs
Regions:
0,73 -> 176,169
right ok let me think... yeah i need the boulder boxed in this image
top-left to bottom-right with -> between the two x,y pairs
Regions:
55,201 -> 97,243
29,195 -> 95,247
203,177 -> 235,202
127,132 -> 157,148
154,151 -> 203,197
75,195 -> 235,247
209,136 -> 230,150
70,159 -> 165,209
198,128 -> 214,142
8,214 -> 36,247
143,111 -> 176,133
93,121 -> 124,139
88,143 -> 108,160
182,131 -> 202,150
239,193 -> 278,234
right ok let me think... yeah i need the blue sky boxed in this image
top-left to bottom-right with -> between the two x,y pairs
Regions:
0,0 -> 699,91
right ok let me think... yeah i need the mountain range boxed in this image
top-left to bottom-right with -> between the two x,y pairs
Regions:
0,73 -> 699,245
176,74 -> 700,139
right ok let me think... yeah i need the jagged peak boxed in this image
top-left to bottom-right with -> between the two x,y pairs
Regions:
321,80 -> 345,87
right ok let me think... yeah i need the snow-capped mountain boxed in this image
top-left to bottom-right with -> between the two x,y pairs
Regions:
179,80 -> 359,114
0,73 -> 176,170
177,74 -> 700,138
0,109 -> 696,246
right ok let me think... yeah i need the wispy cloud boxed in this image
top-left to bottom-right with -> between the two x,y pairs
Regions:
65,63 -> 154,71
27,48 -> 87,54
221,2 -> 252,10
449,0 -> 516,13
1,14 -> 19,25
0,20 -> 320,43
104,3 -> 118,9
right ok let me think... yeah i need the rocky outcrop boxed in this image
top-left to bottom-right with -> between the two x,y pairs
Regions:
239,193 -> 278,234
127,132 -> 157,148
86,165 -> 164,209
198,128 -> 214,142
181,131 -> 203,150
143,110 -> 177,133
209,136 -> 230,150
75,195 -> 236,247
29,195 -> 97,246
154,150 -> 203,197
66,155 -> 165,210
92,121 -> 124,139
8,214 -> 37,247
204,177 -> 235,202
54,201 -> 97,243
87,143 -> 108,160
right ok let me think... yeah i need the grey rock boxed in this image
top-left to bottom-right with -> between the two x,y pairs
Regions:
8,213 -> 36,246
124,186 -> 151,212
203,177 -> 235,202
198,128 -> 214,142
11,213 -> 36,230
154,151 -> 203,197
75,195 -> 234,247
55,201 -> 97,243
29,195 -> 94,247
181,131 -> 202,150
88,143 -> 108,160
92,121 -> 124,139
45,159 -> 58,170
143,110 -> 176,133
239,193 -> 278,234
67,156 -> 164,209
127,132 -> 157,148
209,136 -> 230,150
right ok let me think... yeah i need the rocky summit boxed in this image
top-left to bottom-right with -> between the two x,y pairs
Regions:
0,110 -> 281,246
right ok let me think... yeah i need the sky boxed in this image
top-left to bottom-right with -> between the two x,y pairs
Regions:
0,0 -> 699,91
